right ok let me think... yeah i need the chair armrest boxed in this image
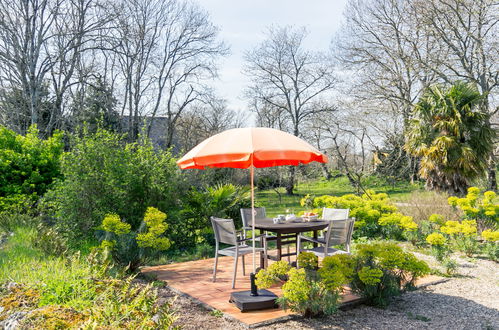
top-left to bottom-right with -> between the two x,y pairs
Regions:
237,234 -> 266,243
298,235 -> 325,245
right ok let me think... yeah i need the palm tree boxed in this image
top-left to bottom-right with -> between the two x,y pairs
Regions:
405,82 -> 495,195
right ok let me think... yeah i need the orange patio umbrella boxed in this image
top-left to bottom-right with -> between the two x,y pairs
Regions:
177,127 -> 328,272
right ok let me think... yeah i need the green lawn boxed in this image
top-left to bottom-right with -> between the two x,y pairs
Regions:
256,176 -> 422,217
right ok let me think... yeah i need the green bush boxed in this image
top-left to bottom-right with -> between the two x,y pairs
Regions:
42,129 -> 186,244
98,207 -> 172,271
256,255 -> 350,317
0,125 -> 63,212
349,242 -> 430,307
180,183 -> 250,245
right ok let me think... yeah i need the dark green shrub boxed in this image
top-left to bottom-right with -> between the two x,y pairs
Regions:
349,242 -> 430,307
180,183 -> 250,246
0,125 -> 63,212
42,129 -> 186,243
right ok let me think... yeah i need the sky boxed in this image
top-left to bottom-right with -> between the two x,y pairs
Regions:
199,0 -> 349,114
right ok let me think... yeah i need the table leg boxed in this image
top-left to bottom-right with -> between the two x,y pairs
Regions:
313,230 -> 318,248
276,233 -> 282,260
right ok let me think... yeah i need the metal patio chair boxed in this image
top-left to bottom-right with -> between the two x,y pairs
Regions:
297,218 -> 355,261
211,216 -> 268,289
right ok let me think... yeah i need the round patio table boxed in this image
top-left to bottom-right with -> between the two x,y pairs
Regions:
254,218 -> 328,261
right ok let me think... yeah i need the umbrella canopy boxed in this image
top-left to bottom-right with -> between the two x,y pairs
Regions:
177,127 -> 328,273
177,127 -> 327,169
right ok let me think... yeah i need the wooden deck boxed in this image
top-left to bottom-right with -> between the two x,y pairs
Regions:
142,254 -> 446,327
142,254 -> 361,326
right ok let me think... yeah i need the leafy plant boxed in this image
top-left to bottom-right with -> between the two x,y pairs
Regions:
42,129 -> 186,245
180,183 -> 250,245
0,125 -> 64,212
313,190 -> 410,239
349,242 -> 430,307
278,268 -> 340,317
481,229 -> 499,261
296,251 -> 318,270
98,207 -> 172,271
448,187 -> 499,230
440,220 -> 479,257
426,232 -> 449,262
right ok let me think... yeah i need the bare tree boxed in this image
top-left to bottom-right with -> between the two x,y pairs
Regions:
244,26 -> 336,194
0,0 -> 111,135
175,95 -> 247,151
334,0 -> 438,182
108,0 -> 227,143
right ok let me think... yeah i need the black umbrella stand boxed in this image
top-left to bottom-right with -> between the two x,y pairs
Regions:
229,273 -> 278,312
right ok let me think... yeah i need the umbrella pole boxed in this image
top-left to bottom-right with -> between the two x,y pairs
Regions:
250,159 -> 256,274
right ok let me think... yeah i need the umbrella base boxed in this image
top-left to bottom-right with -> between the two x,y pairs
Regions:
229,289 -> 278,312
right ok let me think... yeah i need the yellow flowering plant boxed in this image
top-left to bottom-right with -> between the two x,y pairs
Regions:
448,187 -> 499,230
97,207 -> 171,270
426,232 -> 449,261
481,229 -> 499,261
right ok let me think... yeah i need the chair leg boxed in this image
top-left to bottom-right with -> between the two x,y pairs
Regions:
242,254 -> 246,276
232,255 -> 238,289
213,253 -> 219,282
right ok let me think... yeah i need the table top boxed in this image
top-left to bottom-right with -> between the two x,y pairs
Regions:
253,218 -> 329,234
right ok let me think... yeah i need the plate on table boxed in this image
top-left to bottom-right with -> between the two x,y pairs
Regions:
307,215 -> 319,222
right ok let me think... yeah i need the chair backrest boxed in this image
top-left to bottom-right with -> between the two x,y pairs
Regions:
240,207 -> 266,228
324,218 -> 355,252
210,217 -> 237,246
322,208 -> 349,221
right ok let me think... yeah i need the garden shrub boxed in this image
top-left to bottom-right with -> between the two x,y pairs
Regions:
256,255 -> 352,317
255,260 -> 291,289
313,190 -> 416,239
279,268 -> 340,317
426,232 -> 449,261
296,251 -> 318,270
181,183 -> 250,245
349,242 -> 430,307
481,229 -> 499,261
448,187 -> 499,230
98,207 -> 172,271
42,129 -> 186,244
0,125 -> 63,212
440,220 -> 479,257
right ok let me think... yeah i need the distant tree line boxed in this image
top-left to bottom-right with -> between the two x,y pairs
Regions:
0,0 -> 243,150
0,0 -> 497,196
242,0 -> 497,195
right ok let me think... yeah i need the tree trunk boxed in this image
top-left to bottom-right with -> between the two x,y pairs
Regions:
487,165 -> 497,192
286,166 -> 295,195
321,162 -> 332,180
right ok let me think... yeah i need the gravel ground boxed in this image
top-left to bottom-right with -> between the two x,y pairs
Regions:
161,256 -> 499,330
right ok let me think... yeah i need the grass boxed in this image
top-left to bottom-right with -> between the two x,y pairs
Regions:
0,225 -> 177,328
257,176 -> 422,217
